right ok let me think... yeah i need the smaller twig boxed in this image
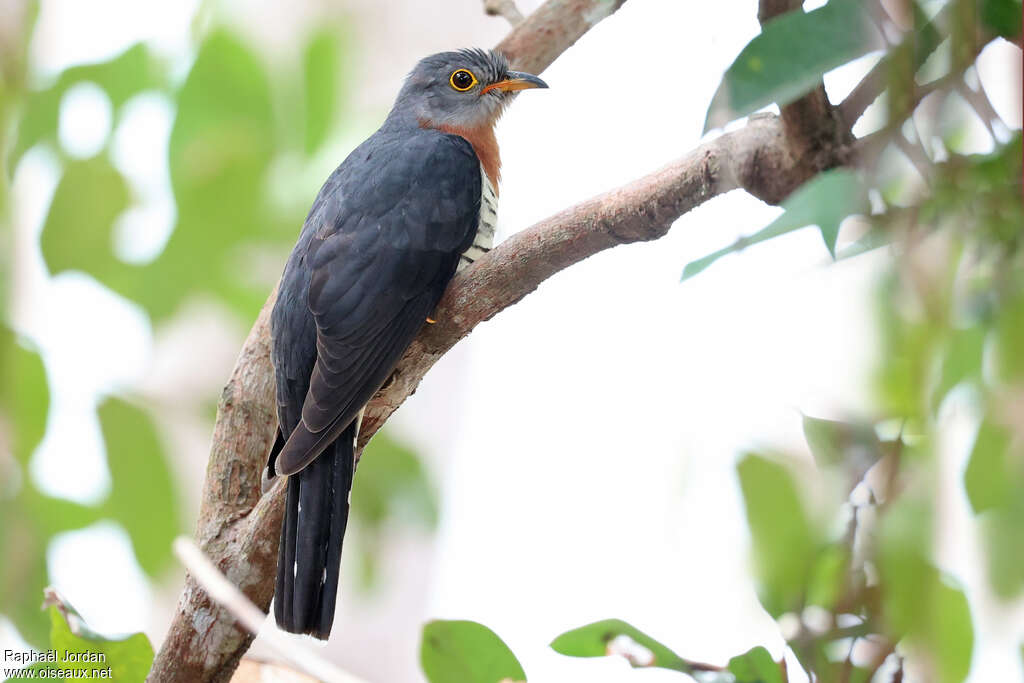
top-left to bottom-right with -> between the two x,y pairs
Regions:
894,133 -> 933,185
955,80 -> 1001,140
172,537 -> 368,683
864,643 -> 897,682
483,0 -> 525,26
891,655 -> 904,683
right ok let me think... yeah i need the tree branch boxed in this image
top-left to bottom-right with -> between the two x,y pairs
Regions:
147,1 -> 629,681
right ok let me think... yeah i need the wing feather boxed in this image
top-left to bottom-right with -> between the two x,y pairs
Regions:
272,129 -> 481,476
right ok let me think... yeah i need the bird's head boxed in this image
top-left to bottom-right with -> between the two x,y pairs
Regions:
391,48 -> 548,132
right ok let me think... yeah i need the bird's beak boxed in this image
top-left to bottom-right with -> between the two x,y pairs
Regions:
481,71 -> 549,95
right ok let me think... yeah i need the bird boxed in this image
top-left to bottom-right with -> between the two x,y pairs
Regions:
265,48 -> 547,639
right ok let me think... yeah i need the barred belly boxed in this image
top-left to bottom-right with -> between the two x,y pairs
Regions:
458,164 -> 497,271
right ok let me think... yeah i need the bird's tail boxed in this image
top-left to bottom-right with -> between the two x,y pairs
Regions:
273,421 -> 356,639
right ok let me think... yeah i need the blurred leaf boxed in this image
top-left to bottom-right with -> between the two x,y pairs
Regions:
682,170 -> 868,280
802,414 -> 880,469
727,646 -> 783,683
421,620 -> 525,683
737,454 -> 823,618
994,289 -> 1024,381
0,327 -> 48,464
737,453 -> 820,617
874,274 -> 935,418
550,619 -> 692,672
964,419 -> 1013,514
0,330 -> 50,647
150,28 -> 282,321
24,492 -> 102,539
15,605 -> 154,683
877,495 -> 973,681
29,31 -> 295,323
927,579 -> 974,683
0,521 -> 49,647
979,0 -> 1022,40
10,43 -> 166,171
352,430 -> 438,528
877,497 -> 932,637
982,496 -> 1024,598
40,157 -> 135,285
931,326 -> 986,409
303,29 -> 342,155
98,397 -> 181,577
805,544 -> 849,610
704,0 -> 878,131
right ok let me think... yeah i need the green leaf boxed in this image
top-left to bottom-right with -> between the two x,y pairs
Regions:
805,544 -> 850,610
39,157 -> 135,286
550,619 -> 691,672
877,497 -> 932,637
303,29 -> 343,155
0,532 -> 49,647
150,28 -> 283,321
682,170 -> 868,281
350,431 -> 437,591
98,397 -> 181,577
982,496 -> 1024,598
737,453 -> 820,617
932,326 -> 986,410
10,43 -> 167,171
704,0 -> 879,131
979,0 -> 1022,40
928,580 -> 974,683
421,620 -> 526,683
727,646 -> 783,683
0,327 -> 49,465
994,289 -> 1024,382
802,415 -> 879,469
964,419 -> 1013,514
46,604 -> 153,682
352,431 -> 438,528
877,496 -> 974,682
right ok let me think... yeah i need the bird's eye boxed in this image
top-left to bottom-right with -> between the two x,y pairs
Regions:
449,69 -> 477,92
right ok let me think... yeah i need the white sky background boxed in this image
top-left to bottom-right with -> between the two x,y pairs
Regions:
3,0 -> 1023,681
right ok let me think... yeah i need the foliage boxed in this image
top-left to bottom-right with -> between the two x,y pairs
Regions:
704,0 -> 879,131
681,170 -> 869,279
421,620 -> 525,683
350,431 -> 439,591
3,601 -> 153,683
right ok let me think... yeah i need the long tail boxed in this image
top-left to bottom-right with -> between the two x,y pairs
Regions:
273,421 -> 356,639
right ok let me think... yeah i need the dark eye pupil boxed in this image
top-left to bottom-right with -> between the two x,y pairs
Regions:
454,71 -> 472,88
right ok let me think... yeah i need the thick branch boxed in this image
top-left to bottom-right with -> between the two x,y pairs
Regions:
495,0 -> 627,75
147,1 -> 628,682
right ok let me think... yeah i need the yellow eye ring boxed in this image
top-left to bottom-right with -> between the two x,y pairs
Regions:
449,69 -> 478,92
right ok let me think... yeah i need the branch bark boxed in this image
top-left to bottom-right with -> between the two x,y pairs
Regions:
150,1 -> 872,680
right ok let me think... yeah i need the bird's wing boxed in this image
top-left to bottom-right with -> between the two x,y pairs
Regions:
274,131 -> 481,476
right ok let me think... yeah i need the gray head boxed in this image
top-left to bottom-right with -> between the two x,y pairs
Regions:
386,48 -> 547,132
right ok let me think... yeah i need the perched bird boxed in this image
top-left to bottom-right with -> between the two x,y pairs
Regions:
266,48 -> 547,639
